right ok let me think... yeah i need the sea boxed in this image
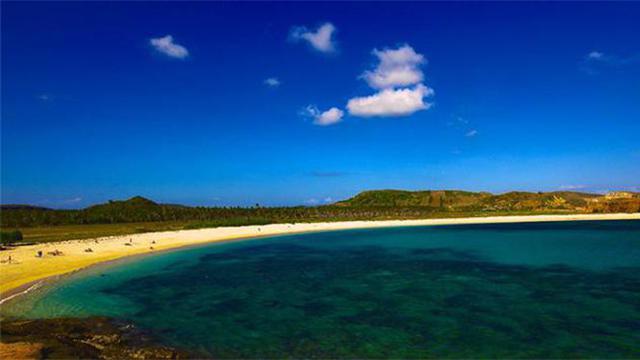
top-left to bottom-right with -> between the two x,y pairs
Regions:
4,220 -> 639,358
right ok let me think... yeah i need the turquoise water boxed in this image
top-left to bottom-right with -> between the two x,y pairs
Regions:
5,220 -> 640,358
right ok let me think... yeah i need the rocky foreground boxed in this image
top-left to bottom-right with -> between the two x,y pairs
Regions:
0,317 -> 189,359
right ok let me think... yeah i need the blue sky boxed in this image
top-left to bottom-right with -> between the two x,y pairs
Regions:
2,2 -> 639,208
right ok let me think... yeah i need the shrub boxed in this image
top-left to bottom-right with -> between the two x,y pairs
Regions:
0,230 -> 23,246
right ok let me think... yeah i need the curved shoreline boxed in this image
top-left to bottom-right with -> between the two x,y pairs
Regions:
0,231 -> 284,306
2,213 -> 639,303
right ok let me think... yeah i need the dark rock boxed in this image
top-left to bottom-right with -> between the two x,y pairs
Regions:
0,317 -> 192,359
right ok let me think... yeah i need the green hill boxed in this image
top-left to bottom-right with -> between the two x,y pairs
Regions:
336,189 -> 625,212
335,190 -> 491,209
2,190 -> 638,233
82,196 -> 165,223
86,196 -> 159,210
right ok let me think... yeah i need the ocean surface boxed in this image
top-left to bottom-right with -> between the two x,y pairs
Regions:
4,220 -> 640,358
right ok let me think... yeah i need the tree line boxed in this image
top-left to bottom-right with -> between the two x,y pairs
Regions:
1,204 -> 460,228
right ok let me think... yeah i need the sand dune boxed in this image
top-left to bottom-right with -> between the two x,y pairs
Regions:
1,213 -> 639,301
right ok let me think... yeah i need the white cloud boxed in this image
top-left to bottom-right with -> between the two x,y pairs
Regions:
587,51 -> 604,60
304,198 -> 320,205
465,129 -> 478,137
581,50 -> 640,74
362,44 -> 425,89
347,84 -> 434,117
37,94 -> 51,101
559,185 -> 587,190
264,77 -> 281,87
290,23 -> 336,53
347,44 -> 434,118
306,197 -> 335,205
150,35 -> 189,59
316,107 -> 344,125
303,105 -> 344,126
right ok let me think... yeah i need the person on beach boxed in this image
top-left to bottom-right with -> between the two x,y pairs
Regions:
48,249 -> 61,256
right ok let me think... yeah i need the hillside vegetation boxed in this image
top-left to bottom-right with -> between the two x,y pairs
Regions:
335,190 -> 616,211
1,190 -> 638,243
338,189 -> 640,210
335,190 -> 492,208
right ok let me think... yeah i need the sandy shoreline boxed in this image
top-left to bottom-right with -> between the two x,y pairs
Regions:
2,213 -> 639,302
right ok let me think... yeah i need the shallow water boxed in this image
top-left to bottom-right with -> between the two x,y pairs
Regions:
5,220 -> 640,358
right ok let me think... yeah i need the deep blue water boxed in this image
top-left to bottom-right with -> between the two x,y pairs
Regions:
5,220 -> 640,358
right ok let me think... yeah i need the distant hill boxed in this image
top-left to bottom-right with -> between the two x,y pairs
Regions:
86,196 -> 160,212
1,191 -> 638,229
80,196 -> 189,223
335,190 -> 492,208
478,191 -> 601,211
336,189 -> 639,212
588,191 -> 640,213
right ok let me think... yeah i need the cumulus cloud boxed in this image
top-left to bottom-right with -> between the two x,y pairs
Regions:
347,84 -> 433,117
362,45 -> 425,89
303,105 -> 344,126
150,35 -> 189,59
264,77 -> 281,87
316,107 -> 344,125
347,44 -> 434,118
290,23 -> 337,53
